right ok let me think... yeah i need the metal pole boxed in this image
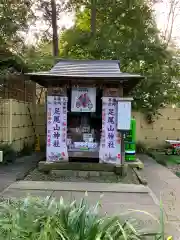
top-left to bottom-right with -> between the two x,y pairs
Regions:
121,132 -> 125,165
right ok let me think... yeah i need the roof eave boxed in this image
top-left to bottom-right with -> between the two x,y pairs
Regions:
25,72 -> 144,79
25,72 -> 144,95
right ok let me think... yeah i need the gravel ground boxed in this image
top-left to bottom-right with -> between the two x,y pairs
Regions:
24,167 -> 140,184
167,164 -> 180,176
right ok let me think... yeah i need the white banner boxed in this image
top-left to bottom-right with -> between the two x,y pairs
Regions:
46,96 -> 68,161
99,97 -> 121,164
71,87 -> 96,112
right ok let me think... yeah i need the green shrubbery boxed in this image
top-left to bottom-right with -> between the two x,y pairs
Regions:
0,196 -> 166,240
136,141 -> 147,154
0,144 -> 16,164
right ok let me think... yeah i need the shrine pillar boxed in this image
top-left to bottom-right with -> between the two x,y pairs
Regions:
99,86 -> 123,164
46,87 -> 68,162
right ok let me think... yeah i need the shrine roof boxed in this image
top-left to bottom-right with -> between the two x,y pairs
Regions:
25,60 -> 144,94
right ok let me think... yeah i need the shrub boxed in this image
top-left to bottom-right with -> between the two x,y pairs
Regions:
136,141 -> 147,153
0,196 -> 165,240
0,144 -> 16,164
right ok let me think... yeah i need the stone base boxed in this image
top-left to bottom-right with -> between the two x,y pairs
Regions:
126,158 -> 144,169
51,170 -> 115,178
38,161 -> 126,176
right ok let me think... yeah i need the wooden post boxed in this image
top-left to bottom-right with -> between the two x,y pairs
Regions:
9,99 -> 13,145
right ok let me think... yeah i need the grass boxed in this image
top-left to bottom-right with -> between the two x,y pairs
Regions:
146,150 -> 180,166
148,151 -> 180,181
175,171 -> 180,178
0,143 -> 16,164
0,196 -> 167,240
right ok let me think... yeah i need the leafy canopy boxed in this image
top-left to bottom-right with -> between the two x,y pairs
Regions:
59,0 -> 180,116
0,0 -> 33,50
0,0 -> 34,78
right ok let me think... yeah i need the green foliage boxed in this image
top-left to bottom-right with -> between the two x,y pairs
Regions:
136,141 -> 147,153
0,0 -> 32,79
59,0 -> 180,116
146,151 -> 167,166
0,196 -> 165,239
175,171 -> 180,178
0,48 -> 28,72
0,0 -> 33,50
0,144 -> 16,164
23,43 -> 55,72
0,47 -> 29,86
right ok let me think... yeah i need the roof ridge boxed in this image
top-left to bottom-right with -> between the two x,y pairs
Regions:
55,59 -> 120,63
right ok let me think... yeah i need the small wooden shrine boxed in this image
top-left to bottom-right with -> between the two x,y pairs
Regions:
26,60 -> 143,164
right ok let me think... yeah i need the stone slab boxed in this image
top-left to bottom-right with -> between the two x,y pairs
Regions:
132,168 -> 148,185
127,158 -> 144,169
0,152 -> 44,193
164,223 -> 180,240
155,169 -> 179,180
1,189 -> 53,199
137,154 -> 180,237
163,202 -> 180,222
39,161 -> 115,172
100,171 -> 115,177
8,181 -> 149,193
164,178 -> 180,189
51,170 -> 114,178
70,191 -> 155,205
51,170 -> 75,177
99,203 -> 161,232
160,187 -> 178,203
51,190 -> 71,201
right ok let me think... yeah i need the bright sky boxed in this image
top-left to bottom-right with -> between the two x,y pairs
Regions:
25,11 -> 74,45
154,0 -> 180,46
26,1 -> 180,47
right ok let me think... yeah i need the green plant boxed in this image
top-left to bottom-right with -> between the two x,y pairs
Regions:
159,199 -> 165,240
20,142 -> 33,156
0,143 -> 16,164
136,141 -> 147,153
0,196 -> 165,240
175,171 -> 180,178
146,151 -> 167,167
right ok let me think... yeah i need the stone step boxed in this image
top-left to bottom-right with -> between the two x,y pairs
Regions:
6,181 -> 149,193
51,170 -> 115,178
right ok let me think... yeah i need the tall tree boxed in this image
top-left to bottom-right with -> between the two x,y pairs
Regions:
33,0 -> 69,57
51,0 -> 59,56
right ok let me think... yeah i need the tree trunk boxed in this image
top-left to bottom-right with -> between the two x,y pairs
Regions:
51,0 -> 59,57
90,0 -> 96,37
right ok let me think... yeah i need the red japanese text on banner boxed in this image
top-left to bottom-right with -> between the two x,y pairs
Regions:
99,97 -> 121,164
46,96 -> 68,161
